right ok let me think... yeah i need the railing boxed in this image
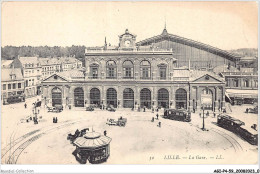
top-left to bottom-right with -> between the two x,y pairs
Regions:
85,48 -> 172,53
222,72 -> 257,76
122,77 -> 134,79
88,76 -> 99,79
140,77 -> 151,80
106,77 -> 117,79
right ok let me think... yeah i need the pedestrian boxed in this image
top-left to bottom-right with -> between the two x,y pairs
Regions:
156,113 -> 159,120
104,130 -> 107,136
143,106 -> 146,112
151,117 -> 154,122
24,103 -> 27,109
53,117 -> 55,123
38,109 -> 40,114
56,117 -> 58,123
152,108 -> 154,113
158,122 -> 161,128
156,108 -> 159,112
246,108 -> 249,113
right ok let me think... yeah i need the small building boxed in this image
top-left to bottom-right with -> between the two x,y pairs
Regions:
39,58 -> 62,79
1,68 -> 25,104
12,56 -> 42,98
72,132 -> 112,164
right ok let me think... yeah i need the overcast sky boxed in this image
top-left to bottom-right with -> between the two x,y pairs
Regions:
2,1 -> 258,50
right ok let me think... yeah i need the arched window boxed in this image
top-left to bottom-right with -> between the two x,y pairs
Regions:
158,88 -> 169,108
106,88 -> 117,107
74,87 -> 84,107
175,88 -> 187,109
140,60 -> 151,79
123,88 -> 134,108
106,61 -> 117,79
52,87 -> 62,107
201,88 -> 213,110
123,60 -> 134,79
140,88 -> 151,108
158,64 -> 167,80
90,88 -> 100,105
90,63 -> 99,79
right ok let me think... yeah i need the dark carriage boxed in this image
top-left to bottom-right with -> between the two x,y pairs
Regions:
86,105 -> 94,111
163,109 -> 191,122
47,104 -> 63,113
106,117 -> 127,127
217,114 -> 258,145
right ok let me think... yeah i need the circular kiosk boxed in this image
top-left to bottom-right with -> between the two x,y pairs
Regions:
73,132 -> 112,164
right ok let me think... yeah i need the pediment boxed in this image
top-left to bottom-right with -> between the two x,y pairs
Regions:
42,74 -> 69,82
192,74 -> 223,83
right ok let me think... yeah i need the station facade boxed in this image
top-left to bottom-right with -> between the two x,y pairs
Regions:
41,29 -> 228,112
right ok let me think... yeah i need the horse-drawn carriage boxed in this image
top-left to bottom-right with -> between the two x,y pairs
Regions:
47,104 -> 63,113
106,117 -> 127,127
67,128 -> 90,143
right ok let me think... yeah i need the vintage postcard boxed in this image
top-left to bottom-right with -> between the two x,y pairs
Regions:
1,1 -> 258,168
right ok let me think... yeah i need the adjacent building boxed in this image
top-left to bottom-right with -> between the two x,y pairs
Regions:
213,64 -> 258,105
1,68 -> 25,104
12,57 -> 42,98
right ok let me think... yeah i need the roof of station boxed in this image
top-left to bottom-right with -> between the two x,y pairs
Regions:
136,28 -> 241,61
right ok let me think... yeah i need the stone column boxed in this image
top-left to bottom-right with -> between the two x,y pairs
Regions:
102,85 -> 105,106
221,86 -> 226,110
187,86 -> 192,112
135,85 -> 139,109
152,86 -> 156,108
170,85 -> 175,109
214,87 -> 218,112
116,85 -> 120,108
84,85 -> 88,107
62,85 -> 66,108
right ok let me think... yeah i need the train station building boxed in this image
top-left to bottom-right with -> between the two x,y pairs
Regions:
41,28 -> 238,112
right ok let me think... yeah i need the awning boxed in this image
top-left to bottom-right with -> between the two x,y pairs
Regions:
226,89 -> 258,99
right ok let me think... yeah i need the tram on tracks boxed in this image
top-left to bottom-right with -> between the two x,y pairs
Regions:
217,114 -> 258,145
163,109 -> 191,122
3,94 -> 25,105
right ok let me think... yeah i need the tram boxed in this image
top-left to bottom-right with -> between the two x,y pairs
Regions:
217,114 -> 258,145
163,109 -> 191,122
3,94 -> 25,105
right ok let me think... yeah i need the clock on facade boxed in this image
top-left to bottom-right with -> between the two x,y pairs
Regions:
124,40 -> 131,47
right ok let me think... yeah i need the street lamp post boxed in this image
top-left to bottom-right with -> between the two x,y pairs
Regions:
202,106 -> 205,130
32,101 -> 38,124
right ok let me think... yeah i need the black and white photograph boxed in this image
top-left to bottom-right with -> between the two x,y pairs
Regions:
0,1 -> 258,172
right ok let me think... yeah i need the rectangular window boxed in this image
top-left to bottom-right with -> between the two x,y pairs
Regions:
32,79 -> 34,85
124,68 -> 133,78
91,67 -> 98,79
18,83 -> 22,88
8,84 -> 11,89
141,67 -> 150,79
107,68 -> 116,78
12,83 -> 16,89
3,84 -> 6,90
160,68 -> 166,80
